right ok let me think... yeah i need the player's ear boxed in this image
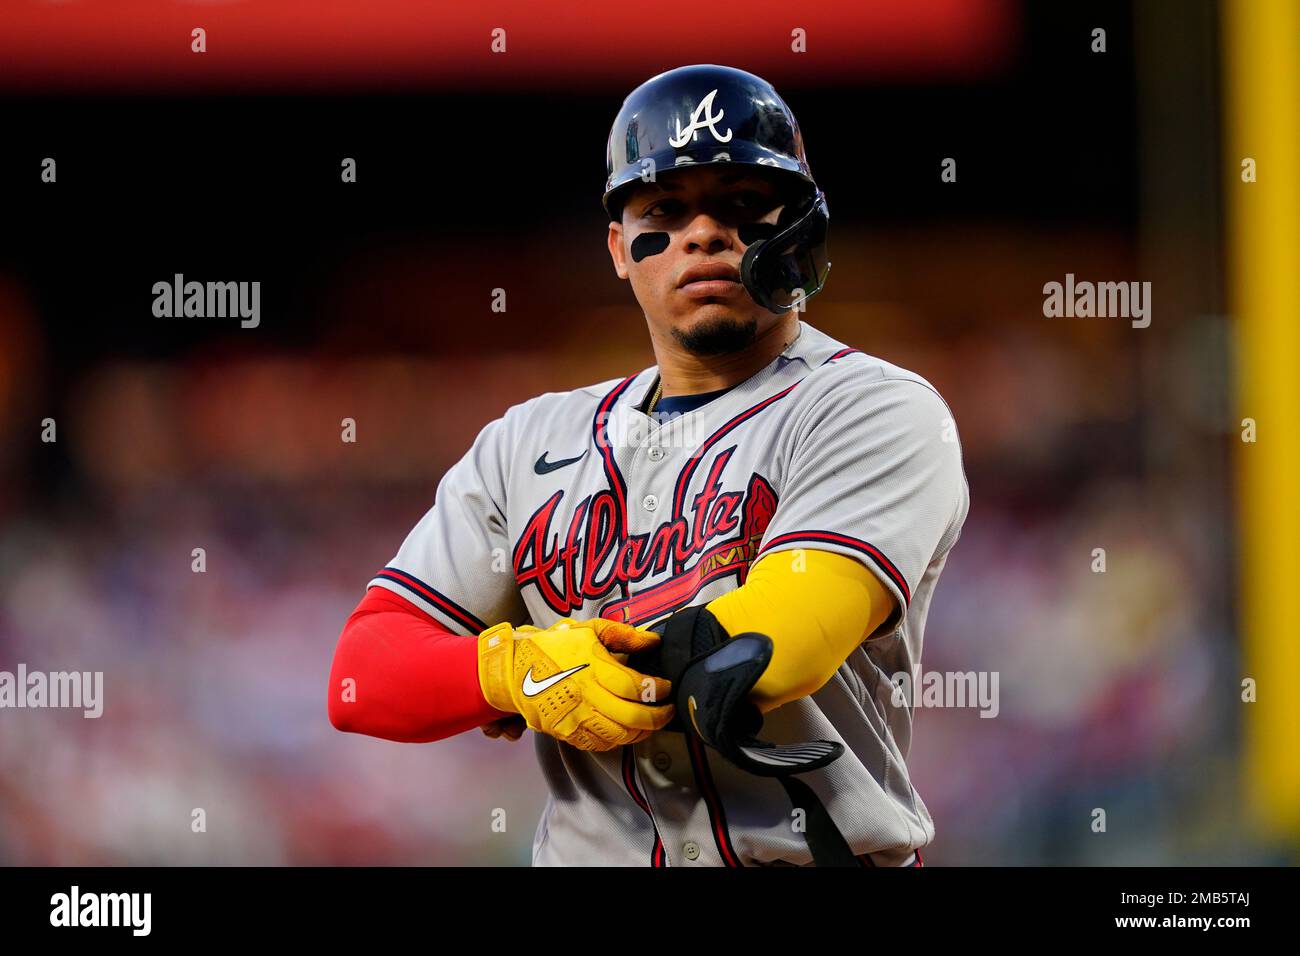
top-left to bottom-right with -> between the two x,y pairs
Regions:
607,221 -> 629,280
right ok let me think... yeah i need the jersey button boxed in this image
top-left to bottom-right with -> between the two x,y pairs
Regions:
683,841 -> 701,861
642,494 -> 658,511
648,446 -> 664,461
652,751 -> 672,772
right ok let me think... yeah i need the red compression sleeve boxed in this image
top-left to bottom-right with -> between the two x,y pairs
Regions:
326,586 -> 508,743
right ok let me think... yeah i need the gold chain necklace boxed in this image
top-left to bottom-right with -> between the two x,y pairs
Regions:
646,377 -> 663,414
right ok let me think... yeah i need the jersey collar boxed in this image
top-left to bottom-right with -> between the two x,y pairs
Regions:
626,320 -> 844,412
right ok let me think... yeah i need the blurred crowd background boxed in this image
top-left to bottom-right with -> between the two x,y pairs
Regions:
0,0 -> 1294,864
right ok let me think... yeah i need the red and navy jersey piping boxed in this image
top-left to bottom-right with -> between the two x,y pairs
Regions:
372,568 -> 488,634
620,747 -> 668,866
757,530 -> 911,607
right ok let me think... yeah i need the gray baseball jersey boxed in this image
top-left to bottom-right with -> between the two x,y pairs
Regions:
370,320 -> 970,866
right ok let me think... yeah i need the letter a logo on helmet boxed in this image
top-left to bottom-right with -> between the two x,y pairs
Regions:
669,89 -> 734,147
602,64 -> 831,315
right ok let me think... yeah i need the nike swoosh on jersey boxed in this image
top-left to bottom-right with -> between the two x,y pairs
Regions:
534,449 -> 589,474
522,663 -> 589,696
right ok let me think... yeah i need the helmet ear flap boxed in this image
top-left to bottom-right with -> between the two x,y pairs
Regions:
739,188 -> 831,314
739,239 -> 771,305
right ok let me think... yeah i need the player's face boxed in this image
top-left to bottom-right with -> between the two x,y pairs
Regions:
608,166 -> 789,356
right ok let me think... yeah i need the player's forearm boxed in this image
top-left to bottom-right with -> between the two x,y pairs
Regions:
327,587 -> 505,743
705,549 -> 896,713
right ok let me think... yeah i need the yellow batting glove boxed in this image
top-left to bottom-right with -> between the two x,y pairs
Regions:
477,618 -> 674,751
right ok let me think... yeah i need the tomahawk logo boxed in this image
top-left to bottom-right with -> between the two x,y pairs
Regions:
670,89 -> 733,146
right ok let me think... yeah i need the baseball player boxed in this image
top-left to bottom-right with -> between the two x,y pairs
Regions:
328,64 -> 969,867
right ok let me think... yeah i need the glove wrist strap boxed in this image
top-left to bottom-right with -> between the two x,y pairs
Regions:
477,622 -> 518,714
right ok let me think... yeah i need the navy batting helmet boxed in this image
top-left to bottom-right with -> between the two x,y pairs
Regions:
602,64 -> 831,314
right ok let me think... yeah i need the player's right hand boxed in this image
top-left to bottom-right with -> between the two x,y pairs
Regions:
476,618 -> 674,751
